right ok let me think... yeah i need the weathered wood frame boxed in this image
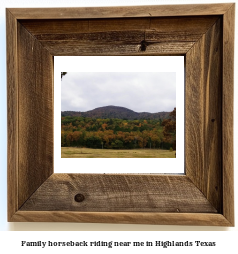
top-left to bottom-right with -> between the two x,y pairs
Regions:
7,4 -> 234,226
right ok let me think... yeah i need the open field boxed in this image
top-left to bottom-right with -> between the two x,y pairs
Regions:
61,147 -> 176,158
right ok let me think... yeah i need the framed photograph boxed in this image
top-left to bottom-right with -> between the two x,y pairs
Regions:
55,56 -> 184,174
7,3 -> 234,225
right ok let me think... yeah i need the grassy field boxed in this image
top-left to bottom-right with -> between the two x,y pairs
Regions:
61,147 -> 176,158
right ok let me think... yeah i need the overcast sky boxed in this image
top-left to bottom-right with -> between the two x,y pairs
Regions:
61,72 -> 176,113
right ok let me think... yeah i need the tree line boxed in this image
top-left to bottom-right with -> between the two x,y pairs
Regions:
61,108 -> 176,150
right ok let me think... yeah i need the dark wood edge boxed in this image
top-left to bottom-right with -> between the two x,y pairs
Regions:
7,3 -> 234,19
222,3 -> 235,226
6,9 -> 19,221
10,211 -> 232,226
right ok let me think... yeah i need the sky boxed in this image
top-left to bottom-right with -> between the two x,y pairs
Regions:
61,72 -> 176,113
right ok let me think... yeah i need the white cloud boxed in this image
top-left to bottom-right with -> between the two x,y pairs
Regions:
61,72 -> 176,113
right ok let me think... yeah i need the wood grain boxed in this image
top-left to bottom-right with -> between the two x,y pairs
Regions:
20,17 -> 218,56
20,174 -> 217,213
38,41 -> 193,56
7,9 -> 18,221
20,16 -> 218,34
12,211 -> 232,226
222,4 -> 235,226
8,4 -> 233,19
18,23 -> 54,208
6,5 -> 234,225
186,18 -> 222,212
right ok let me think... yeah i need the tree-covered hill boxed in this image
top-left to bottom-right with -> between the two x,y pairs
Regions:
61,105 -> 170,120
61,108 -> 176,150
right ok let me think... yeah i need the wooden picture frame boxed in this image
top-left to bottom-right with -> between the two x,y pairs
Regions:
7,3 -> 234,226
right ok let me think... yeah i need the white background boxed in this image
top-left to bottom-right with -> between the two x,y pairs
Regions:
0,0 -> 237,252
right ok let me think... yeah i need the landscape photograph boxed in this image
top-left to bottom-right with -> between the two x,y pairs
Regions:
61,72 -> 176,158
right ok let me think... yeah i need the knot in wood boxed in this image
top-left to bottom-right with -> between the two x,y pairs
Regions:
140,40 -> 147,51
74,193 -> 85,202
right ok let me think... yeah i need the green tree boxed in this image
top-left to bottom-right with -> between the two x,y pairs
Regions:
61,72 -> 67,79
112,140 -> 123,149
162,108 -> 176,150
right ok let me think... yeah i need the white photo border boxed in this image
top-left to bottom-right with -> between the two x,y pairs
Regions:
54,56 -> 184,174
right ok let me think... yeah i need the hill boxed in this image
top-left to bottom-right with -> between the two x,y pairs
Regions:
61,105 -> 170,120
